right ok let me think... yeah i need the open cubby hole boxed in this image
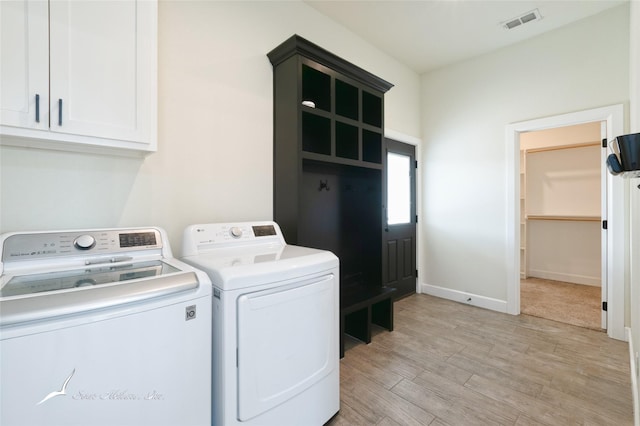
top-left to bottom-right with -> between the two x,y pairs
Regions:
302,112 -> 331,155
362,91 -> 382,127
335,121 -> 359,160
302,64 -> 331,112
335,79 -> 359,120
362,130 -> 382,164
298,160 -> 382,294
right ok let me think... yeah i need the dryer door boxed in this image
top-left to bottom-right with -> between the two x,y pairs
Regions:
236,273 -> 337,421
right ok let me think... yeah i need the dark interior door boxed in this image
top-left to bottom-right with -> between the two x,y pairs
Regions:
383,139 -> 417,298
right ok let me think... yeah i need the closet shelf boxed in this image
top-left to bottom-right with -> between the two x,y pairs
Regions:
526,215 -> 600,222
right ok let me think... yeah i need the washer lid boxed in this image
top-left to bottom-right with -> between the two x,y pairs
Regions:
181,244 -> 338,290
0,260 -> 181,298
0,268 -> 200,327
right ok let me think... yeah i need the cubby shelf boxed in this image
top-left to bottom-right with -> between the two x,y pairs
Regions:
269,35 -> 391,169
299,64 -> 386,165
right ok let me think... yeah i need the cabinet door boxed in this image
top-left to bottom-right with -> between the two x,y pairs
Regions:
0,0 -> 49,131
49,0 -> 156,146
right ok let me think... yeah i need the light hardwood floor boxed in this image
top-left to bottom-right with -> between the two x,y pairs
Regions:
328,294 -> 633,426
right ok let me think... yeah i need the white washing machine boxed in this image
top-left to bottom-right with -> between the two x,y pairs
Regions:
181,221 -> 339,426
0,227 -> 212,426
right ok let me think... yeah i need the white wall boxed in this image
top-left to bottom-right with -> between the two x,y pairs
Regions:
527,220 -> 601,285
628,0 -> 640,422
0,0 -> 421,255
520,122 -> 601,151
524,144 -> 602,286
526,146 -> 601,217
419,4 -> 629,303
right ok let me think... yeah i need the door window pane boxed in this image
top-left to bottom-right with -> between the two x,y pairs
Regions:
387,152 -> 411,225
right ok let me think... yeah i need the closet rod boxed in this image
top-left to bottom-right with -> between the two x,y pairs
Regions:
526,215 -> 600,222
526,141 -> 599,154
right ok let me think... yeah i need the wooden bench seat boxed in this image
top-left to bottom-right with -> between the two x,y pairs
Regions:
340,284 -> 396,358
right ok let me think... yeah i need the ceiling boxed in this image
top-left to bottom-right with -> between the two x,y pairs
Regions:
303,0 -> 627,74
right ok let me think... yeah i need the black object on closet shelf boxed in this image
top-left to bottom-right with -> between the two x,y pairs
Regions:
606,132 -> 640,177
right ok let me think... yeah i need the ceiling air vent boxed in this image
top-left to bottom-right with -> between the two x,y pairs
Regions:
502,9 -> 542,30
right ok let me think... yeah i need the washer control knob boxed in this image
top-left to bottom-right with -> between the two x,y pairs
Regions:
230,227 -> 243,238
74,234 -> 96,250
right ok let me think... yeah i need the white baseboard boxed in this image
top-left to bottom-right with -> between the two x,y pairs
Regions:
420,282 -> 508,313
527,269 -> 601,286
627,327 -> 640,426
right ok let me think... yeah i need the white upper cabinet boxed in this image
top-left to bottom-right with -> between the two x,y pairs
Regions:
1,1 -> 49,132
0,0 -> 157,156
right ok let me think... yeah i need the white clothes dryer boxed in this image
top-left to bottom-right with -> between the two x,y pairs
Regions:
181,221 -> 339,426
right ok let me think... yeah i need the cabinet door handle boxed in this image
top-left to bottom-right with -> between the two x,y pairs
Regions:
35,94 -> 40,123
58,99 -> 63,126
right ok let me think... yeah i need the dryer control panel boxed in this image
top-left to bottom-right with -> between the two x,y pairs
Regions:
182,221 -> 285,255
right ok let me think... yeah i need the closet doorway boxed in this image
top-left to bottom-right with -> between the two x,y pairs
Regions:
505,104 -> 625,341
519,122 -> 604,330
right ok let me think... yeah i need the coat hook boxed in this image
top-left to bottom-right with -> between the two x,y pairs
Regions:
319,180 -> 330,191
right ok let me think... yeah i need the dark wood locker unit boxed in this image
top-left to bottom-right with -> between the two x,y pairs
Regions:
268,35 -> 395,357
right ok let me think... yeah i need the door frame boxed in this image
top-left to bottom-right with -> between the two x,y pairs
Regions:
505,104 -> 626,341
